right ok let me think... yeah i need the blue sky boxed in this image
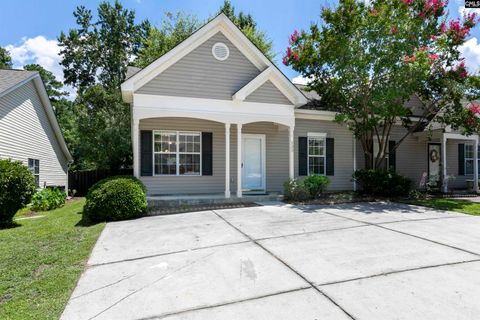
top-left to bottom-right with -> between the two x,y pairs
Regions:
1,0 -> 479,87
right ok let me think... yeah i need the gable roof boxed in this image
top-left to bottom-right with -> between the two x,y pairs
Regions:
122,13 -> 307,106
0,69 -> 73,161
0,69 -> 38,97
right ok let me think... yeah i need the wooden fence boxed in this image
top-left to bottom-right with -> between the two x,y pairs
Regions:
68,169 -> 133,196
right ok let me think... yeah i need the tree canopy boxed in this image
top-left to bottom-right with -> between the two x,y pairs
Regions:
58,0 -> 149,92
284,0 -> 480,169
24,64 -> 68,101
0,47 -> 12,69
218,0 -> 274,60
135,11 -> 201,68
58,0 -> 148,171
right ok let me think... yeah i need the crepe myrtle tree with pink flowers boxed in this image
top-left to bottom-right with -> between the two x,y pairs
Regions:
284,0 -> 480,169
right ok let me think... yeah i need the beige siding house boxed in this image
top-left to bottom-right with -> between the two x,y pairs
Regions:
122,14 -> 478,197
0,69 -> 72,189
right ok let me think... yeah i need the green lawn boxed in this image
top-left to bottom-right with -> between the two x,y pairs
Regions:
407,198 -> 480,216
0,199 -> 105,320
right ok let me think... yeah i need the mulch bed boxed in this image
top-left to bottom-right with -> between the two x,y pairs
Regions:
284,192 -> 401,205
148,202 -> 260,215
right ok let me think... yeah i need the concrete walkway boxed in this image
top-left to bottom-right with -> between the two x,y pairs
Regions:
61,202 -> 480,320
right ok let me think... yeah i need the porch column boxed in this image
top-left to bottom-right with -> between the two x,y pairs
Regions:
289,126 -> 294,180
132,118 -> 140,178
442,135 -> 447,193
474,138 -> 479,193
237,123 -> 243,198
225,123 -> 231,198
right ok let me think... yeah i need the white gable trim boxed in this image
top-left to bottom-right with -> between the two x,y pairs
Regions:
31,76 -> 73,161
121,14 -> 307,106
233,67 -> 273,102
233,66 -> 307,106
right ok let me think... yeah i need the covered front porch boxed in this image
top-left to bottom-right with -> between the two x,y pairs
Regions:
130,94 -> 297,198
415,130 -> 479,193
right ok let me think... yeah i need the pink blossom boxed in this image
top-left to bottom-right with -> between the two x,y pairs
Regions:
289,30 -> 299,44
440,22 -> 446,33
429,53 -> 439,61
402,0 -> 414,5
470,103 -> 480,115
370,9 -> 378,16
282,56 -> 288,65
430,35 -> 437,41
467,117 -> 474,126
390,26 -> 399,34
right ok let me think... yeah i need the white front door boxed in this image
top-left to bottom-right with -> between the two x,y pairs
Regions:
242,134 -> 266,192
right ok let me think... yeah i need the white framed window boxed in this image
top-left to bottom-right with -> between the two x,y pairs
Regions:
464,144 -> 480,175
307,133 -> 326,175
28,158 -> 40,187
153,131 -> 201,176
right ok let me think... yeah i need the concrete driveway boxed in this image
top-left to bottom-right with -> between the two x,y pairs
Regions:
61,202 -> 480,320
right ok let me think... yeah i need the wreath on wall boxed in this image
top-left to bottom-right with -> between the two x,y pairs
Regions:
430,149 -> 440,162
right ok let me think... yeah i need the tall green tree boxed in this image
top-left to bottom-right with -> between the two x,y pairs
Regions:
58,0 -> 149,92
284,0 -> 479,169
135,11 -> 201,68
218,0 -> 275,60
24,64 -> 68,101
0,47 -> 12,69
58,1 -> 149,171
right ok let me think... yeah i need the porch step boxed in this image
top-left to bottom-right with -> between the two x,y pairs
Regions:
147,193 -> 283,211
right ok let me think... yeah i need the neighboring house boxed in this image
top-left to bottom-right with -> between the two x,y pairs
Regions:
0,69 -> 72,190
121,14 -> 479,197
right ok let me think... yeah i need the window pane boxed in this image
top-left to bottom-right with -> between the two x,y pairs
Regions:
155,132 -> 176,153
308,138 -> 324,156
35,160 -> 39,174
466,159 -> 474,175
35,176 -> 39,188
179,154 -> 200,175
155,154 -> 176,175
466,145 -> 474,158
179,133 -> 200,154
308,156 -> 325,175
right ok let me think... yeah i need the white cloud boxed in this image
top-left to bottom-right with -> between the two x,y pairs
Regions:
460,37 -> 480,74
5,36 -> 75,98
291,75 -> 313,85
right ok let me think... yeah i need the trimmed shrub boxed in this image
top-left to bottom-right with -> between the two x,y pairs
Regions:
31,187 -> 66,211
353,169 -> 413,197
0,159 -> 36,223
303,175 -> 330,199
283,179 -> 309,201
83,176 -> 147,222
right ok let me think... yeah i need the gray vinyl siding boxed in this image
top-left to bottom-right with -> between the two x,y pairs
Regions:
139,118 -> 226,195
446,139 -> 475,189
137,32 -> 261,100
245,80 -> 292,105
138,118 -> 289,195
389,127 -> 426,187
0,81 -> 68,187
294,119 -> 355,190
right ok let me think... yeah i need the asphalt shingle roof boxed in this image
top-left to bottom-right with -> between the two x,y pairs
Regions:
0,69 -> 38,95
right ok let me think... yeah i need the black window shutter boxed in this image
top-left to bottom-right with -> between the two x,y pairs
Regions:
326,138 -> 334,176
388,140 -> 396,171
202,132 -> 213,176
140,130 -> 153,176
459,143 -> 465,176
298,137 -> 308,176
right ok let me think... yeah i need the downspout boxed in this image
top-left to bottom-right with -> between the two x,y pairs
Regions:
353,135 -> 357,192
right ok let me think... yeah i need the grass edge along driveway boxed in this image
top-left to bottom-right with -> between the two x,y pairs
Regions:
405,198 -> 480,216
0,199 -> 105,320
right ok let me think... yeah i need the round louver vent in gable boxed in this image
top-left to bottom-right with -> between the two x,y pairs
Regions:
212,42 -> 229,61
